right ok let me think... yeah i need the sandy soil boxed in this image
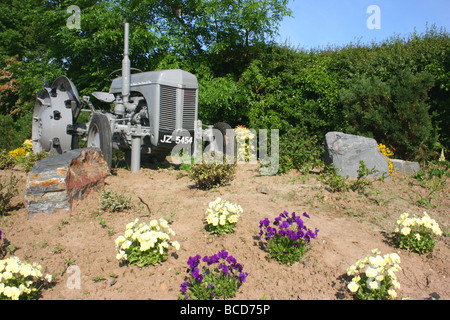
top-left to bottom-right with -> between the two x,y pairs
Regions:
0,159 -> 448,301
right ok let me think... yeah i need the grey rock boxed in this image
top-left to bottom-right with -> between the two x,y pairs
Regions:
324,132 -> 389,179
391,159 -> 420,175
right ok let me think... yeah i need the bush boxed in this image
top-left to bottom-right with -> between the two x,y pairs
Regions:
0,174 -> 19,215
189,152 -> 236,190
340,69 -> 437,161
319,161 -> 379,193
21,151 -> 50,173
278,127 -> 323,174
0,150 -> 16,170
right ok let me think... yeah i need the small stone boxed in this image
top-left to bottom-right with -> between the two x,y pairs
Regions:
106,279 -> 116,286
257,186 -> 270,194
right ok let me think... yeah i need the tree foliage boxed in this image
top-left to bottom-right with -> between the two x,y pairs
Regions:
0,0 -> 448,167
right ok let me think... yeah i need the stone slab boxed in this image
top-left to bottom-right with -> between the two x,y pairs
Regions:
391,159 -> 420,175
25,147 -> 109,218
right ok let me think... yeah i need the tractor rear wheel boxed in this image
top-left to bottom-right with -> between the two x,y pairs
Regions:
213,122 -> 235,159
87,112 -> 112,168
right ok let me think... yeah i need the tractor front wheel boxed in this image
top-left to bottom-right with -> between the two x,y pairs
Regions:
87,112 -> 112,168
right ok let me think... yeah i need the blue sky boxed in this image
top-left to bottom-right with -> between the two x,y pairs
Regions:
276,0 -> 450,50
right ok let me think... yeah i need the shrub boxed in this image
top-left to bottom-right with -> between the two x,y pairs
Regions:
319,165 -> 349,192
21,151 -> 50,173
319,161 -> 379,193
340,70 -> 437,161
99,189 -> 131,212
115,218 -> 180,267
179,250 -> 248,300
278,128 -> 323,174
189,152 -> 236,189
0,174 -> 19,215
0,151 -> 16,170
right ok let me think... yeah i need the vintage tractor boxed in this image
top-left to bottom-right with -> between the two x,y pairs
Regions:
32,23 -> 232,173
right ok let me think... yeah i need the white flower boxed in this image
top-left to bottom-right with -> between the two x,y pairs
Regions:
367,279 -> 380,290
2,271 -> 13,281
365,266 -> 379,278
388,289 -> 397,299
401,227 -> 411,236
159,218 -> 169,229
389,253 -> 401,264
115,235 -> 126,245
347,281 -> 359,293
45,274 -> 53,282
347,265 -> 358,276
432,224 -> 442,236
172,241 -> 180,251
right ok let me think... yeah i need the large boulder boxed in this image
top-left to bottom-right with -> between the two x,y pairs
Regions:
324,132 -> 389,179
25,148 -> 109,218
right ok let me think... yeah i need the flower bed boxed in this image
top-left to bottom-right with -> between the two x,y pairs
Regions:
258,211 -> 319,265
179,250 -> 248,300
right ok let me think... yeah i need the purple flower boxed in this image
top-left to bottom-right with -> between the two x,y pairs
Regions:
218,249 -> 228,259
221,264 -> 229,275
0,230 -> 2,240
238,272 -> 248,283
227,256 -> 237,265
303,212 -> 310,218
281,220 -> 290,229
187,255 -> 201,269
260,218 -> 270,227
180,282 -> 188,292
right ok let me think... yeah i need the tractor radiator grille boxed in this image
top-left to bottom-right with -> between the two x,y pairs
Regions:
159,85 -> 197,132
159,85 -> 177,131
182,89 -> 196,131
